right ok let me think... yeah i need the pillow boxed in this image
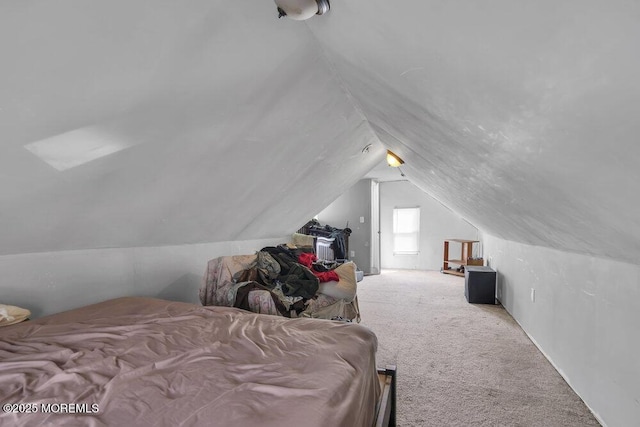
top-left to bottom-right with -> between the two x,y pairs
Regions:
0,304 -> 30,327
291,233 -> 315,248
317,261 -> 357,302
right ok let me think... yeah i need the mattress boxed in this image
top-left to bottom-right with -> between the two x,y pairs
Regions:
0,297 -> 381,427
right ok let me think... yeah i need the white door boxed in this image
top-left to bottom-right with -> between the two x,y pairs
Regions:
370,180 -> 381,274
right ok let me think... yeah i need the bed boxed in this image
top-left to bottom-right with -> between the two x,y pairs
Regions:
0,297 -> 395,427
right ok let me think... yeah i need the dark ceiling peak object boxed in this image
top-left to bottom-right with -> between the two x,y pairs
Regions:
275,0 -> 330,20
316,0 -> 330,15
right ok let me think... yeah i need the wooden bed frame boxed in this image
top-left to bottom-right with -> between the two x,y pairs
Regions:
375,365 -> 397,427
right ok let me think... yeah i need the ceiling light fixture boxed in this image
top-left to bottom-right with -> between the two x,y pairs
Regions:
275,0 -> 330,20
386,150 -> 405,167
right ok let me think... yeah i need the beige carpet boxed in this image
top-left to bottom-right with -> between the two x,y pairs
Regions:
357,270 -> 600,427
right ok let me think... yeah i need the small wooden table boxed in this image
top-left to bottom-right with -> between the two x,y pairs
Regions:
442,239 -> 483,277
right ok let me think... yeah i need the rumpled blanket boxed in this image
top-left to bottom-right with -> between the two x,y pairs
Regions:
233,251 -> 281,285
200,255 -> 257,306
0,297 -> 376,426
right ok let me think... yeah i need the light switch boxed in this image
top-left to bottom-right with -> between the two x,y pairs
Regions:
359,216 -> 365,223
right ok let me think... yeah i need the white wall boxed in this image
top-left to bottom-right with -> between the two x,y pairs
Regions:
316,179 -> 372,273
482,233 -> 640,427
380,180 -> 478,270
0,236 -> 287,319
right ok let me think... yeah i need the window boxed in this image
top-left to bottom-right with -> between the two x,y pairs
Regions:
393,207 -> 420,255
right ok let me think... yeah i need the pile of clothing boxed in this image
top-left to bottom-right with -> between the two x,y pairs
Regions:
200,245 -> 360,321
230,245 -> 344,317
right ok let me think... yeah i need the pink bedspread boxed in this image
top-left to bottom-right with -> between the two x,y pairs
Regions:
0,297 -> 380,427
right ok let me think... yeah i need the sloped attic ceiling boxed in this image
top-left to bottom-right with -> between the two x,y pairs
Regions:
308,0 -> 640,264
1,1 -> 639,266
0,0 -> 384,255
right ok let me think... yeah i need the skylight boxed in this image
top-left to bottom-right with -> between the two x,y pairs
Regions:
24,127 -> 132,171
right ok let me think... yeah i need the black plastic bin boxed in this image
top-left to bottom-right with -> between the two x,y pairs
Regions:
464,266 -> 497,304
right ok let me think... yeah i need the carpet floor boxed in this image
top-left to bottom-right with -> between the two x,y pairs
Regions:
357,269 -> 601,427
